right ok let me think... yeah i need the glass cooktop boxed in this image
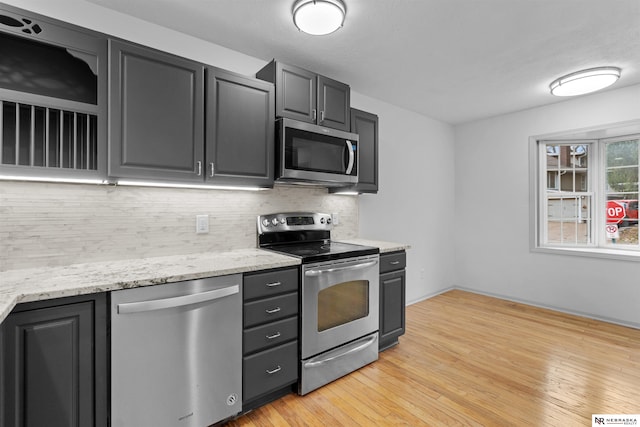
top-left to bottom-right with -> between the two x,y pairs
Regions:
262,240 -> 378,263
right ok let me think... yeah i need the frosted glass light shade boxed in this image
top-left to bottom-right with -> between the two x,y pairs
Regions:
293,0 -> 346,36
550,67 -> 621,96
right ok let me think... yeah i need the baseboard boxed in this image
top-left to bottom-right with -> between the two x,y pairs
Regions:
454,286 -> 640,330
406,286 -> 454,306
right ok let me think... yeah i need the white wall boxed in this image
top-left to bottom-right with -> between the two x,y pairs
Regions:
454,84 -> 640,328
352,93 -> 457,304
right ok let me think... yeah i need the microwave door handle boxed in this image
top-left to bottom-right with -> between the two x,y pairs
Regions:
345,140 -> 355,174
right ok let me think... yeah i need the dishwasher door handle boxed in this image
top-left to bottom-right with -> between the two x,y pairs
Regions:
117,284 -> 240,314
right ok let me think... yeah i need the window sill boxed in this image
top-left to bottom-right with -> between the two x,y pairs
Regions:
532,246 -> 640,262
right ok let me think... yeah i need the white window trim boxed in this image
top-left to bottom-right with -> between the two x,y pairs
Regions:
529,120 -> 640,262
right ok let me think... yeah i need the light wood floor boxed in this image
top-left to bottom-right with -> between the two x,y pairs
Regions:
225,290 -> 640,426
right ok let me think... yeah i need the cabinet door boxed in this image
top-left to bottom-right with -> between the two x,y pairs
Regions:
206,68 -> 274,187
351,108 -> 378,192
317,75 -> 350,131
379,269 -> 406,351
0,5 -> 108,181
329,108 -> 378,194
109,40 -> 204,182
1,295 -> 108,427
275,62 -> 317,124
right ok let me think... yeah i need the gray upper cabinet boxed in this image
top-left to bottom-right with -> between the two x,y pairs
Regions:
331,108 -> 379,194
108,39 -> 205,182
317,75 -> 350,131
257,60 -> 350,131
0,4 -> 107,180
206,68 -> 275,187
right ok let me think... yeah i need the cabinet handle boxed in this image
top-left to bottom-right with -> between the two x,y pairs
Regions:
266,365 -> 282,375
320,110 -> 325,122
266,332 -> 281,340
265,307 -> 281,314
312,109 -> 317,121
266,281 -> 281,287
389,261 -> 401,265
209,162 -> 215,177
196,161 -> 202,176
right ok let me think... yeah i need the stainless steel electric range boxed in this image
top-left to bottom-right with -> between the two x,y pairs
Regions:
258,212 -> 380,395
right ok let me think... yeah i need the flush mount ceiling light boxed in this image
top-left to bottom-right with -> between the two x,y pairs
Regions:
549,67 -> 621,97
292,0 -> 346,36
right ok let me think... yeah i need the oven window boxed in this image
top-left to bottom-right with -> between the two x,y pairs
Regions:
317,280 -> 369,332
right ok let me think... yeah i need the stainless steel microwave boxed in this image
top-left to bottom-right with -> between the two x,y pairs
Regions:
276,118 -> 359,186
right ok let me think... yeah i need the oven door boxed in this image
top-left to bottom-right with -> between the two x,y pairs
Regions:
301,254 -> 379,359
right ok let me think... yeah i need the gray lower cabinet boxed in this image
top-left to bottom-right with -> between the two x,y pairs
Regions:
206,68 -> 275,187
256,60 -> 350,131
108,39 -> 205,182
242,267 -> 299,411
0,293 -> 108,427
379,251 -> 406,351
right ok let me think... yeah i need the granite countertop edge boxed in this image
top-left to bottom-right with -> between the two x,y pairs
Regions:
0,240 -> 409,324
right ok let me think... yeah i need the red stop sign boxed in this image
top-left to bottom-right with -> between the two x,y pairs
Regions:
606,200 -> 626,224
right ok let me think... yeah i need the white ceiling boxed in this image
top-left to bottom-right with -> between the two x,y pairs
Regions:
86,0 -> 640,125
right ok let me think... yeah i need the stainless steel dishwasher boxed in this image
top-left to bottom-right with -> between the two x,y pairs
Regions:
111,274 -> 242,427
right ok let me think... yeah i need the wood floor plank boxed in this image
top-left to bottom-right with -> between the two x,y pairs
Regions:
223,290 -> 640,426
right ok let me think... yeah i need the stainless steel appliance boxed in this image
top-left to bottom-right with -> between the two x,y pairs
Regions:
258,212 -> 379,395
111,275 -> 242,427
276,118 -> 359,186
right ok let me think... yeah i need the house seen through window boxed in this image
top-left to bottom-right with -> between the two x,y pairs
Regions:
538,135 -> 639,253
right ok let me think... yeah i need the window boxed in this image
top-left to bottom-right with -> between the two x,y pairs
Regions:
536,134 -> 639,256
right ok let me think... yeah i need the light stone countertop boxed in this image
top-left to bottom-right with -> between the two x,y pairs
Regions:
0,248 -> 299,324
0,240 -> 409,325
337,238 -> 411,254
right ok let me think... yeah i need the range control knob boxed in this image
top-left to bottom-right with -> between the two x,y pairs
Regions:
326,217 -> 332,224
320,217 -> 325,224
262,219 -> 270,227
280,218 -> 286,224
271,218 -> 279,226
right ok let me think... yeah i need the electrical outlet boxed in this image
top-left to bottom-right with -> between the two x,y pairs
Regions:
195,215 -> 209,234
332,212 -> 340,225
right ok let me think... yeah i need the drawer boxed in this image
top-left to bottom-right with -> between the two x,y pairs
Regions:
243,340 -> 298,402
244,268 -> 299,301
243,292 -> 298,328
244,317 -> 298,355
379,251 -> 406,274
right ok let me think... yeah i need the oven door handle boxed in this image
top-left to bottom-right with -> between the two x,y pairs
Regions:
302,334 -> 377,368
304,260 -> 378,277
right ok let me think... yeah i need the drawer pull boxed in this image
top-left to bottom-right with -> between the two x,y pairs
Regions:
265,307 -> 281,314
266,281 -> 282,287
266,365 -> 282,375
266,332 -> 281,340
389,261 -> 401,265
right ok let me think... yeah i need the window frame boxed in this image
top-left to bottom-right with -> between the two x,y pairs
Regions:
530,121 -> 640,262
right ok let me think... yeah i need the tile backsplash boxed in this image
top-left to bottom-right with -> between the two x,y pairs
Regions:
0,181 -> 358,271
